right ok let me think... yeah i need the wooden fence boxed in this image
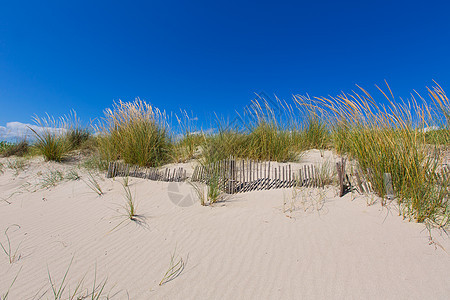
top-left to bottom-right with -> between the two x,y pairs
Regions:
191,158 -> 323,194
106,161 -> 187,182
105,159 -> 450,198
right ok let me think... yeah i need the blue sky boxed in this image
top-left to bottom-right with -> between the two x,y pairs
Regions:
1,0 -> 450,139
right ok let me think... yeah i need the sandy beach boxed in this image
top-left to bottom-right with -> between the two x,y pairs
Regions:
0,151 -> 449,299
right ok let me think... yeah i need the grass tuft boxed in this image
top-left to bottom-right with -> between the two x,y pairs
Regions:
309,82 -> 450,223
2,140 -> 29,157
40,170 -> 65,189
83,172 -> 104,196
0,224 -> 23,264
122,184 -> 137,220
98,99 -> 173,167
30,114 -> 69,162
159,248 -> 185,286
6,158 -> 26,175
46,257 -> 109,300
0,267 -> 21,300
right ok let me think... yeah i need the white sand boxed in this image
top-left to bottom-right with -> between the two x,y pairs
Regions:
0,152 -> 449,299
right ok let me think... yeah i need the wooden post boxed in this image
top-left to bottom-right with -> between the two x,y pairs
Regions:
336,158 -> 347,197
383,173 -> 394,203
354,170 -> 364,194
230,159 -> 236,194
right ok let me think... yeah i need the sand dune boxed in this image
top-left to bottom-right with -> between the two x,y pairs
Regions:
0,153 -> 449,299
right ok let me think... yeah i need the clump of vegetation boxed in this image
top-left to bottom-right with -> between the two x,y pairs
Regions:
29,114 -> 70,162
310,82 -> 450,223
200,129 -> 246,164
301,114 -> 330,150
47,257 -> 108,300
0,141 -> 11,153
122,184 -> 137,220
243,99 -> 298,162
29,111 -> 92,162
6,158 -> 27,175
64,111 -> 92,150
81,154 -> 109,171
40,170 -> 65,189
1,140 -> 29,157
188,181 -> 207,206
83,172 -> 104,196
159,248 -> 185,286
173,110 -> 204,162
65,168 -> 80,181
98,99 -> 173,167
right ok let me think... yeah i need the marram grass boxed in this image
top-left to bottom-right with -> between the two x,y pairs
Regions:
310,82 -> 450,223
24,82 -> 450,225
98,99 -> 172,167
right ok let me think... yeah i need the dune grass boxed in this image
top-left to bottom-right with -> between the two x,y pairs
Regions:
40,170 -> 65,189
173,110 -> 204,162
0,225 -> 22,264
1,267 -> 21,300
46,257 -> 109,300
83,172 -> 104,196
97,99 -> 172,167
81,154 -> 109,172
29,111 -> 92,162
309,83 -> 450,223
1,140 -> 29,157
0,141 -> 11,154
122,184 -> 137,221
159,248 -> 185,286
18,82 -> 450,224
6,158 -> 27,176
30,114 -> 70,162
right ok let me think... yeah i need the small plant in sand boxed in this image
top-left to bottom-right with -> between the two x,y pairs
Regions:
315,159 -> 336,187
6,158 -> 26,175
0,225 -> 23,264
122,184 -> 138,220
159,248 -> 185,286
365,192 -> 377,206
47,257 -> 109,300
290,187 -> 327,214
188,180 -> 207,206
40,170 -> 65,189
0,162 -> 4,174
189,173 -> 223,206
207,173 -> 223,204
283,190 -> 298,218
83,172 -> 104,196
65,169 -> 80,181
1,267 -> 21,300
122,175 -> 130,187
47,257 -> 82,300
81,154 -> 109,171
86,265 -> 109,300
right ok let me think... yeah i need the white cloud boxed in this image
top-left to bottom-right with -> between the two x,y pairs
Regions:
0,121 -> 65,142
421,126 -> 440,133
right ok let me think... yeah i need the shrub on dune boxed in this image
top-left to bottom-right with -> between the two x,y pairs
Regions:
98,99 -> 172,167
30,115 -> 69,162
